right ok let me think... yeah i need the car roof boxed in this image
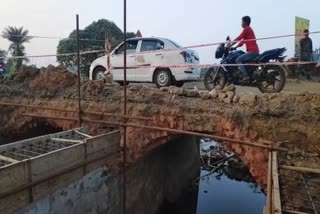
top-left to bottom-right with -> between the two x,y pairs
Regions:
127,37 -> 167,42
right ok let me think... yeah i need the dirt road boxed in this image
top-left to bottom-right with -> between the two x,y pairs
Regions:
139,79 -> 320,94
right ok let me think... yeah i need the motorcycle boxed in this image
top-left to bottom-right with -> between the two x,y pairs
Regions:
204,36 -> 287,93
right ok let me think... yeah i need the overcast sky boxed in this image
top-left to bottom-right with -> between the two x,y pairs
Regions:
1,0 -> 319,65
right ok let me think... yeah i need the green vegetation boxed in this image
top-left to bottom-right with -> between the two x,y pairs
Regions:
2,26 -> 31,73
57,19 -> 135,76
0,49 -> 6,63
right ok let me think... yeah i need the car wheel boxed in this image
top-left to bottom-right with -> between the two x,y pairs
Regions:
93,67 -> 106,81
118,81 -> 129,86
155,70 -> 172,88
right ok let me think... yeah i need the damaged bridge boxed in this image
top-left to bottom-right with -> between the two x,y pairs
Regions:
0,67 -> 320,213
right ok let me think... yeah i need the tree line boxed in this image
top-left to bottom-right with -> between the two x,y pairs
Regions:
0,19 -> 136,76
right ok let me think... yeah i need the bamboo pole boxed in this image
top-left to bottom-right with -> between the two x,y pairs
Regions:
280,165 -> 320,174
266,151 -> 273,214
272,151 -> 282,214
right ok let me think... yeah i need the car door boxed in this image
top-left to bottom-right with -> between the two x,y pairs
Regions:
110,40 -> 139,82
134,39 -> 165,82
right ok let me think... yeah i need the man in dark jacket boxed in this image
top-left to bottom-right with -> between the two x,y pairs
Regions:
297,29 -> 313,81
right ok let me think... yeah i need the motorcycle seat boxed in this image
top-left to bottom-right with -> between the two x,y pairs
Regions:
246,56 -> 260,63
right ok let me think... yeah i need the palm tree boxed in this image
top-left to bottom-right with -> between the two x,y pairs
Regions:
0,49 -> 6,63
2,26 -> 31,71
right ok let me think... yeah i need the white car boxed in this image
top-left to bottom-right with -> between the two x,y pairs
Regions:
89,37 -> 200,87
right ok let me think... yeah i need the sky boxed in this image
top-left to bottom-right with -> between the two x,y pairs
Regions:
1,0 -> 320,65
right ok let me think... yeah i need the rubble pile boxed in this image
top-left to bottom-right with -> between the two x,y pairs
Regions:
1,65 -> 77,91
161,84 -> 258,106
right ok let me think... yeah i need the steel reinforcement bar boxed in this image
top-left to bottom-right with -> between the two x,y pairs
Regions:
19,113 -> 288,152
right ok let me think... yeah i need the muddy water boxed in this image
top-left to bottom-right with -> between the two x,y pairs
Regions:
1,125 -> 266,214
158,140 -> 266,214
196,170 -> 265,214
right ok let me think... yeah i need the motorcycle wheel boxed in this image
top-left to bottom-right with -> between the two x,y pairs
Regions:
204,67 -> 226,91
256,65 -> 286,93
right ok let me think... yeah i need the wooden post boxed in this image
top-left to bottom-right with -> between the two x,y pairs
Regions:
76,14 -> 82,127
272,152 -> 282,214
266,151 -> 273,214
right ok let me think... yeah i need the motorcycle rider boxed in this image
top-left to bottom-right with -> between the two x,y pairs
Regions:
230,16 -> 260,82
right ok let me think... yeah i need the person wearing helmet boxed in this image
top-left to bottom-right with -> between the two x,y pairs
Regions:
231,16 -> 260,82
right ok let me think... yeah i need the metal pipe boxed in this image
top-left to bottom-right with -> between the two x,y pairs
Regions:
4,151 -> 30,159
84,110 -> 151,121
21,113 -> 79,122
0,102 -> 77,112
31,143 -> 57,151
76,14 -> 82,126
20,113 -> 288,151
82,118 -> 281,150
0,102 -> 151,120
123,0 -> 128,213
29,146 -> 49,153
125,122 -> 288,151
15,148 -> 42,156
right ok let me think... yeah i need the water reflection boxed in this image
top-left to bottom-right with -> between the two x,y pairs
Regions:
158,140 -> 266,214
197,169 -> 265,214
198,140 -> 265,214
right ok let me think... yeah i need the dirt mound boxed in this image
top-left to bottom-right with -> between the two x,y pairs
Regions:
29,65 -> 77,90
9,65 -> 77,90
14,66 -> 40,81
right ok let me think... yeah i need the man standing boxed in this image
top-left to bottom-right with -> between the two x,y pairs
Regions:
231,16 -> 260,82
297,29 -> 313,81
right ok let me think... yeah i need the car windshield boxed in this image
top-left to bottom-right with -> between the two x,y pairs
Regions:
168,39 -> 182,48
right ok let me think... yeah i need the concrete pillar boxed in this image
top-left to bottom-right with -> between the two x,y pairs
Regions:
126,135 -> 200,214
